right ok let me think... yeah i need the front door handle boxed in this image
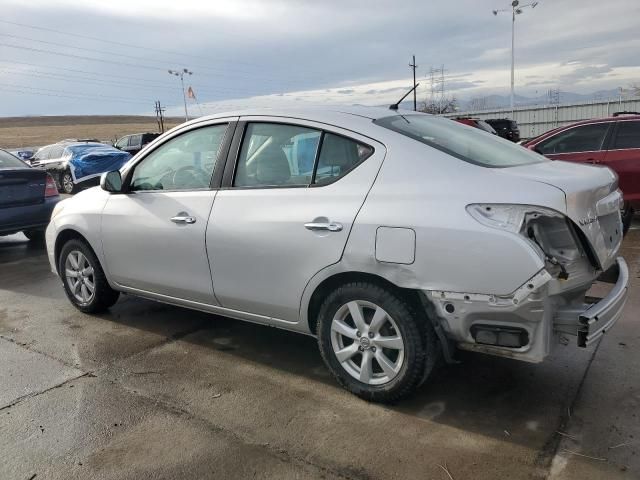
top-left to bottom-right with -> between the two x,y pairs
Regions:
171,213 -> 196,224
304,222 -> 343,232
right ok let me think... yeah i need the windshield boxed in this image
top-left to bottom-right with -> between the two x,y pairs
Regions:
0,150 -> 27,169
374,114 -> 545,168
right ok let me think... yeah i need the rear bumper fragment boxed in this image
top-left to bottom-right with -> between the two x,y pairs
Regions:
578,257 -> 629,347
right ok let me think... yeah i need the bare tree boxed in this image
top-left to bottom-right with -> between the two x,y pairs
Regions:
419,96 -> 458,114
630,83 -> 640,97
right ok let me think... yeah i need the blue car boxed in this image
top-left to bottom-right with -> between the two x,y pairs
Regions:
31,142 -> 132,194
0,149 -> 60,241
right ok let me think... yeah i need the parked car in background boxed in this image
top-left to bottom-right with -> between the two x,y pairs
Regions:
114,132 -> 161,156
0,149 -> 60,241
47,108 -> 627,402
523,112 -> 640,233
485,118 -> 520,142
8,149 -> 35,161
31,142 -> 131,194
452,117 -> 497,134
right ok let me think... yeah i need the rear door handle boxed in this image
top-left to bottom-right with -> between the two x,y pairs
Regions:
171,213 -> 196,224
304,222 -> 343,232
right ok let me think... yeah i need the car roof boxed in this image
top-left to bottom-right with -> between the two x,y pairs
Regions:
524,113 -> 640,145
180,106 -> 425,126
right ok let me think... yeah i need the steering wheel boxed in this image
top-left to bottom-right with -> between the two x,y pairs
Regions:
172,165 -> 209,188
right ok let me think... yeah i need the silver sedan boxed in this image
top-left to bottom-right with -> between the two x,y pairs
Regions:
46,107 -> 629,402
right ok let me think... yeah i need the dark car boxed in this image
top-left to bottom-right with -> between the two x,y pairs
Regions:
114,132 -> 160,156
31,142 -> 131,194
0,149 -> 60,241
452,117 -> 497,134
485,118 -> 520,142
523,112 -> 640,233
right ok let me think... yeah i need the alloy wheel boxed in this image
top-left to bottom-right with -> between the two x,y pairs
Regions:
330,300 -> 405,386
64,250 -> 96,305
62,173 -> 74,194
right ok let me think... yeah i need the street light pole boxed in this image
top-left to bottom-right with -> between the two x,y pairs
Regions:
493,1 -> 539,117
168,68 -> 193,122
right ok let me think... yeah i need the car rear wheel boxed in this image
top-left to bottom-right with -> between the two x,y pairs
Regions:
23,229 -> 45,242
60,170 -> 76,194
317,282 -> 438,403
59,239 -> 119,313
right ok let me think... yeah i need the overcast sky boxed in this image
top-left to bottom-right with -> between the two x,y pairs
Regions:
1,0 -> 639,116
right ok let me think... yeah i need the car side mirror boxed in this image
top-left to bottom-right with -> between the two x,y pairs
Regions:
100,170 -> 123,193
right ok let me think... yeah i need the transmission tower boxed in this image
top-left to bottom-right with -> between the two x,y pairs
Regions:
428,65 -> 446,113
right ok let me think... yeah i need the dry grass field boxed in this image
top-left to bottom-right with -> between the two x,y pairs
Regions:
0,116 -> 182,149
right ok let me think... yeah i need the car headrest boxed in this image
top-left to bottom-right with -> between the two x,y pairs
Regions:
256,144 -> 291,184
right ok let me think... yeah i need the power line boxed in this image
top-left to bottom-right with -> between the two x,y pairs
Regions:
0,19 -> 261,68
0,64 -> 285,98
0,86 -> 152,105
0,23 -> 332,85
0,43 -> 166,72
0,81 -> 155,104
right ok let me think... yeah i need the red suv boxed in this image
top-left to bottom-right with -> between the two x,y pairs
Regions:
523,113 -> 640,233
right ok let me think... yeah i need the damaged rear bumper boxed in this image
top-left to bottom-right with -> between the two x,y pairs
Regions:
577,257 -> 629,347
425,256 -> 629,363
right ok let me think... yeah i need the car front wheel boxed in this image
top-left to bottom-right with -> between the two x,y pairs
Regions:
317,282 -> 438,403
59,239 -> 119,313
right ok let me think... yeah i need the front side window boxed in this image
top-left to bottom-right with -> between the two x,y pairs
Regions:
33,146 -> 50,161
314,133 -> 373,184
115,136 -> 129,149
537,123 -> 611,154
375,115 -> 544,167
234,123 -> 321,187
612,121 -> 640,149
130,124 -> 227,191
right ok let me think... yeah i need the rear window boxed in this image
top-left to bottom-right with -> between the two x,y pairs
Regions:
0,150 -> 27,169
612,121 -> 640,149
374,115 -> 544,168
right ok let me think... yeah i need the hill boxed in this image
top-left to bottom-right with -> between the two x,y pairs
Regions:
0,115 -> 183,149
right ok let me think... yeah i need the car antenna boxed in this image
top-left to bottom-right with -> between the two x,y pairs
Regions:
389,83 -> 420,111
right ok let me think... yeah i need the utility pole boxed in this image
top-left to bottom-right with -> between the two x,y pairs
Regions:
168,68 -> 193,122
154,100 -> 166,133
493,1 -> 539,117
409,55 -> 418,111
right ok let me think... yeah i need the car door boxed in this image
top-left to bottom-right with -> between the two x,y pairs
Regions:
603,119 -> 640,206
101,120 -> 234,304
206,117 -> 385,323
534,122 -> 612,164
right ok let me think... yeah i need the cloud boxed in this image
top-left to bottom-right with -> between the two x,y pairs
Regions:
1,0 -> 639,116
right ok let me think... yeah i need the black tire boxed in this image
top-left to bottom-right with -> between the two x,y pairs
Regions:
317,282 -> 439,403
60,170 -> 76,194
23,229 -> 45,242
58,238 -> 119,313
622,203 -> 634,236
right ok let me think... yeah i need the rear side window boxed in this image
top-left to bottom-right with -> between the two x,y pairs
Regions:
48,145 -> 65,159
612,121 -> 640,149
234,123 -> 322,187
128,135 -> 142,147
537,123 -> 611,154
314,133 -> 373,185
233,123 -> 373,188
375,115 -> 543,168
0,150 -> 26,168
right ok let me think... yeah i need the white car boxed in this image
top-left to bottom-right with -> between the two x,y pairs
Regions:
46,107 -> 629,402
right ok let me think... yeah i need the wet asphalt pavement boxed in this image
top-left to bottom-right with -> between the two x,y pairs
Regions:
0,226 -> 638,480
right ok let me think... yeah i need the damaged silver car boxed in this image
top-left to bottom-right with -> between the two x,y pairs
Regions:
46,107 -> 629,402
